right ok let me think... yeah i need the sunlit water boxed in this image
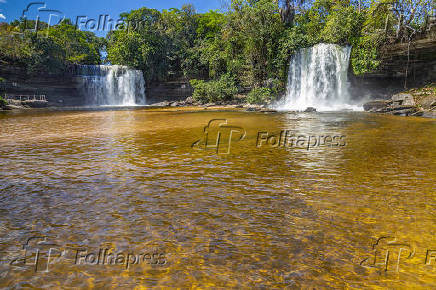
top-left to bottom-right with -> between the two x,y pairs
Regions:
0,108 -> 434,288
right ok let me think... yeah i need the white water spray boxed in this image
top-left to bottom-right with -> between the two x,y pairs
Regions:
77,65 -> 146,106
278,43 -> 360,111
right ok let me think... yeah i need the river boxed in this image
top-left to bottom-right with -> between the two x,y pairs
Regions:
0,108 -> 434,288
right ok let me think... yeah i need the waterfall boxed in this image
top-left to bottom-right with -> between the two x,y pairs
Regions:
279,43 -> 359,111
76,65 -> 146,106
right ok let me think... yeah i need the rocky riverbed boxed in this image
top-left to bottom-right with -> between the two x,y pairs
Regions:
148,96 -> 278,112
363,83 -> 436,118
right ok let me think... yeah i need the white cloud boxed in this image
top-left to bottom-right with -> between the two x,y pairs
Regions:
0,14 -> 5,20
0,0 -> 7,3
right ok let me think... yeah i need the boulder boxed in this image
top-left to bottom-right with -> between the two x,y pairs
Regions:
363,100 -> 389,112
304,107 -> 317,112
392,93 -> 415,107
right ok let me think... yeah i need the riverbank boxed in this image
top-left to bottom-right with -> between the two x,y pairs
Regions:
363,83 -> 436,118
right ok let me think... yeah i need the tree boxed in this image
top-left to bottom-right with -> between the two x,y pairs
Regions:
106,8 -> 167,82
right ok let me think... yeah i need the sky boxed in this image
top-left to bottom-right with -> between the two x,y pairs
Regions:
0,0 -> 225,36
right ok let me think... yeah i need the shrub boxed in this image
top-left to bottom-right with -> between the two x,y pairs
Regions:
0,96 -> 7,108
190,74 -> 238,104
246,87 -> 273,105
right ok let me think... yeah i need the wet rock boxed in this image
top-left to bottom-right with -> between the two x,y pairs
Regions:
419,96 -> 436,110
184,96 -> 194,105
304,107 -> 317,112
391,108 -> 417,116
363,100 -> 390,112
422,111 -> 436,118
244,104 -> 263,111
5,104 -> 25,110
260,109 -> 278,113
411,110 -> 425,117
204,103 -> 217,107
22,100 -> 48,108
151,101 -> 170,107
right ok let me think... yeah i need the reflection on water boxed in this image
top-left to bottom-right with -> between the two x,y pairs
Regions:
0,108 -> 435,288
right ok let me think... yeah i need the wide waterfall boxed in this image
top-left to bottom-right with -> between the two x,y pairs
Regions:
278,43 -> 359,111
77,65 -> 146,106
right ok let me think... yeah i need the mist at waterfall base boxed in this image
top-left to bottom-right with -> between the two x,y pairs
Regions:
277,43 -> 362,112
77,65 -> 146,106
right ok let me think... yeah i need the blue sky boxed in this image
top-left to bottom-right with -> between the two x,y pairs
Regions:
0,0 -> 224,36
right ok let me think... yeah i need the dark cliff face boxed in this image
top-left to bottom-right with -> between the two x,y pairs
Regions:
0,64 -> 193,106
0,65 -> 85,106
146,80 -> 193,104
349,34 -> 436,100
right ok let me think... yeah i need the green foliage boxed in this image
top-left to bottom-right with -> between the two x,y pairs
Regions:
275,25 -> 310,82
0,95 -> 7,108
196,10 -> 225,40
223,0 -> 285,87
350,34 -> 382,74
0,21 -> 104,75
48,22 -> 104,64
190,74 -> 238,103
247,87 -> 274,104
106,8 -> 168,82
320,4 -> 365,45
1,0 -> 433,84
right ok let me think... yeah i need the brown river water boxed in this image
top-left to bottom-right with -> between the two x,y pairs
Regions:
0,107 -> 435,288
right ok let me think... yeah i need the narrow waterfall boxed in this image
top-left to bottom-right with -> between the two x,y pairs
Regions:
279,43 -> 358,111
76,65 -> 146,106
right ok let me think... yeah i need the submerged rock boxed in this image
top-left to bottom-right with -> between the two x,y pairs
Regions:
391,108 -> 418,116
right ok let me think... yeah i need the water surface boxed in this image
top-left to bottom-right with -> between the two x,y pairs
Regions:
0,108 -> 434,288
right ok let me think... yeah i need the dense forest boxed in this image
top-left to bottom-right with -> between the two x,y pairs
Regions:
0,0 -> 433,104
